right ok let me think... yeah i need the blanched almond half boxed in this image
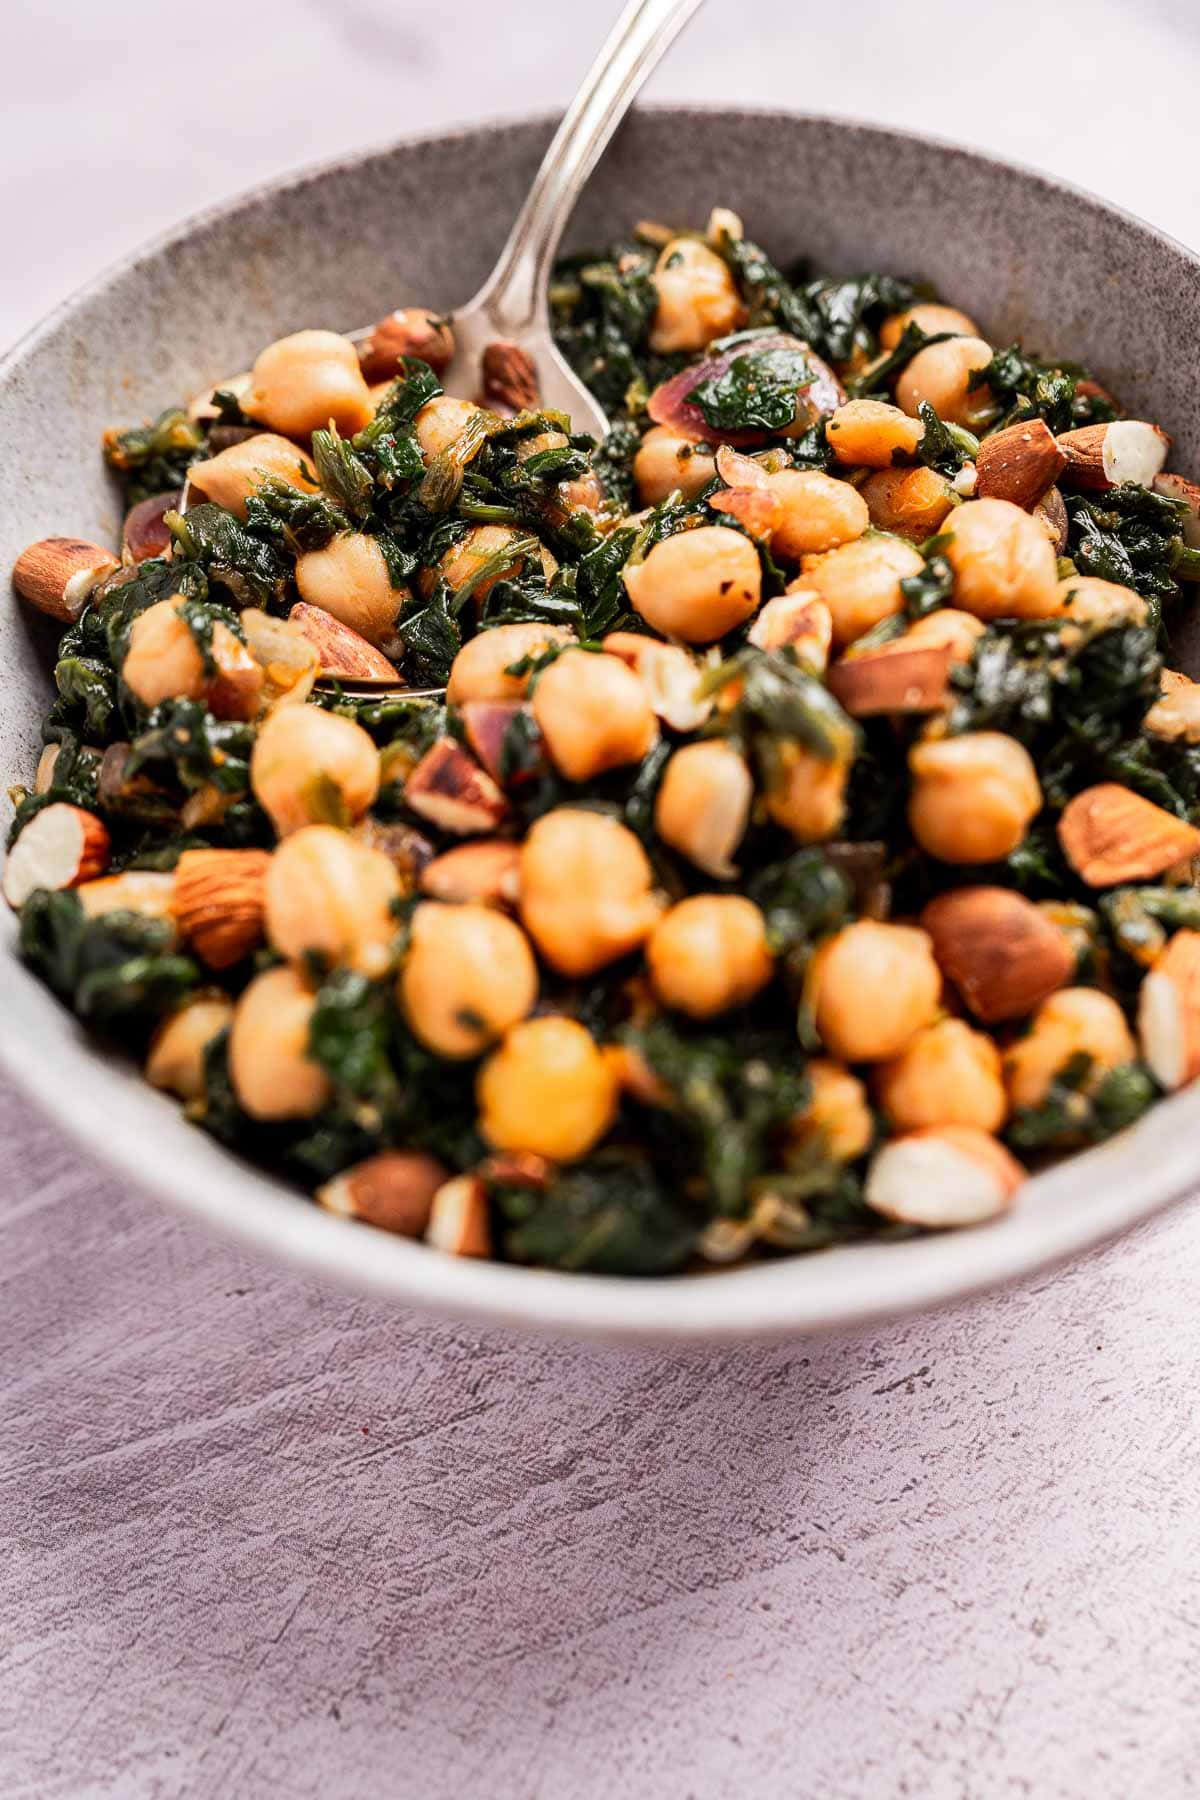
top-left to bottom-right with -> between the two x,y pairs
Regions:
317,1150 -> 448,1236
1138,930 -> 1200,1090
827,641 -> 953,716
420,839 -> 521,907
600,633 -> 713,731
289,602 -> 401,683
175,848 -> 271,969
13,538 -> 120,623
460,701 -> 537,785
1058,783 -> 1200,886
1144,683 -> 1200,744
1057,421 -> 1169,491
975,418 -> 1066,509
922,886 -> 1075,1022
865,1126 -> 1025,1227
1031,485 -> 1069,553
405,738 -> 509,835
3,804 -> 110,908
425,1174 -> 491,1257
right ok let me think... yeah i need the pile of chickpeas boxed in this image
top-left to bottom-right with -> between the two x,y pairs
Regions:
11,206 -> 1200,1269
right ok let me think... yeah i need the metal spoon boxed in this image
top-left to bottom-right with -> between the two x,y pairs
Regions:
186,0 -> 703,697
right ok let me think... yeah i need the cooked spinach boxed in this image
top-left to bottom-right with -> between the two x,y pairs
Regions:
496,1150 -> 696,1274
19,890 -> 198,1035
687,342 -> 815,433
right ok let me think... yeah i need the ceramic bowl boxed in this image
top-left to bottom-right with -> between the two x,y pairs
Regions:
4,109 -> 1200,1340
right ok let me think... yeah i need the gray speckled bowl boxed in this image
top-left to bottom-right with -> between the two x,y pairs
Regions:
4,109 -> 1200,1340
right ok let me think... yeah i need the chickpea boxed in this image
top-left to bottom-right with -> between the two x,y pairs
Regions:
187,432 -> 319,520
228,965 -> 332,1121
786,1059 -> 873,1163
908,732 -> 1041,864
648,895 -> 774,1019
478,1016 -> 617,1161
876,1018 -> 1007,1133
1005,987 -> 1136,1111
800,533 -> 924,648
251,704 -> 380,837
622,526 -> 761,643
764,741 -> 850,843
516,431 -> 604,515
265,826 -> 400,977
531,649 -> 658,782
765,469 -> 869,560
826,399 -> 925,468
519,807 -> 662,976
633,425 -> 717,505
861,466 -> 956,541
146,993 -> 234,1101
206,624 -> 265,722
244,329 -> 374,438
414,395 -> 481,460
812,921 -> 942,1062
655,739 -> 753,878
445,622 -> 576,705
122,598 -> 205,707
400,901 -> 538,1059
902,607 -> 985,662
895,336 -> 994,428
1056,575 -> 1148,629
878,302 -> 981,351
294,532 -> 408,651
435,524 -> 556,605
648,238 -> 744,355
941,497 -> 1060,622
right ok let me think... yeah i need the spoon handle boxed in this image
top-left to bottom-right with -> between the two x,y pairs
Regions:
477,0 -> 704,336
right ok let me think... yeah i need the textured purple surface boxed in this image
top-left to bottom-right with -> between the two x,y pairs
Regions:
4,1065 -> 1200,1796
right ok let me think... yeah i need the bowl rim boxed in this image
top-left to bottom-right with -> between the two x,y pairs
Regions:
4,104 -> 1199,1341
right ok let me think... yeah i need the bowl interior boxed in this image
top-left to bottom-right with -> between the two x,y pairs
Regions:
3,109 -> 1199,1337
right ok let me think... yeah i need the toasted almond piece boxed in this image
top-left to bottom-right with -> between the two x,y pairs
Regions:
77,870 -> 178,934
865,1126 -> 1025,1227
2,804 -> 110,909
827,641 -> 953,717
1031,485 -> 1069,553
600,632 -> 712,731
974,418 -> 1067,509
353,817 -> 434,887
1057,783 -> 1200,886
708,484 -> 782,539
34,745 -> 61,795
420,839 -> 521,907
922,886 -> 1075,1023
460,700 -> 537,785
405,738 -> 509,835
175,848 -> 270,970
207,622 -> 266,722
358,308 -> 455,382
1057,421 -> 1169,491
317,1150 -> 448,1236
425,1173 -> 491,1257
240,608 -> 321,710
747,591 -> 833,669
476,1150 -> 555,1188
122,491 -> 179,564
1144,683 -> 1200,744
1138,929 -> 1200,1090
1153,471 -> 1200,553
289,602 -> 402,683
714,443 -> 770,490
13,538 -> 121,624
481,340 -> 539,414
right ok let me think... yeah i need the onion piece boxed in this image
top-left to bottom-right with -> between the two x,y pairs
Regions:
647,331 -> 845,445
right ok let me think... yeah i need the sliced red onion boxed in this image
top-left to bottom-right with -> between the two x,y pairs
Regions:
647,331 -> 845,445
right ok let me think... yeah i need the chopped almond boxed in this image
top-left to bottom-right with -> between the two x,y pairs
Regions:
922,886 -> 1075,1022
175,848 -> 271,969
404,738 -> 509,835
13,537 -> 120,623
289,602 -> 402,683
1138,930 -> 1200,1091
827,641 -> 953,716
1057,783 -> 1200,886
317,1151 -> 448,1236
420,839 -> 521,907
425,1174 -> 491,1257
865,1126 -> 1025,1227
